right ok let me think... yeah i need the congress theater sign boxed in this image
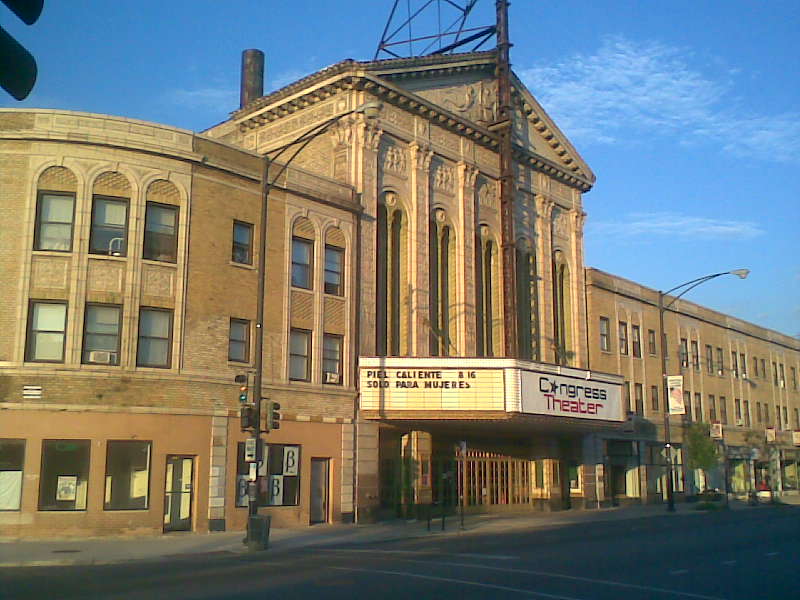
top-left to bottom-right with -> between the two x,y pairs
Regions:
520,370 -> 623,421
359,358 -> 623,421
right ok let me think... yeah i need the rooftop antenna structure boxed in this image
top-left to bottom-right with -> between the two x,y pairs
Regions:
374,1 -> 518,358
374,0 -> 495,60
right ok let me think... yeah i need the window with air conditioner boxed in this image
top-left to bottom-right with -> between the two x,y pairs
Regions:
322,334 -> 342,385
83,304 -> 121,365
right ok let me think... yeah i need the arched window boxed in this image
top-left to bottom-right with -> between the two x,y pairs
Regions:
516,245 -> 539,361
91,172 -> 132,257
552,251 -> 573,365
476,227 -> 497,357
376,192 -> 406,356
429,209 -> 454,356
34,166 -> 78,252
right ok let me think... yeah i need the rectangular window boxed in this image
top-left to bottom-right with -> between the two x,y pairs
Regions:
82,304 -> 121,365
706,345 -> 714,375
783,406 -> 789,428
691,340 -> 699,371
0,440 -> 25,510
136,308 -> 172,368
647,329 -> 657,356
743,400 -> 751,427
720,396 -> 728,425
753,356 -> 759,378
650,385 -> 659,412
709,395 -> 717,423
89,197 -> 128,256
228,319 -> 249,363
623,382 -> 631,413
791,367 -> 797,390
237,442 -> 301,507
38,440 -> 90,511
322,334 -> 343,385
779,364 -> 785,387
619,321 -> 628,355
773,362 -> 778,385
794,408 -> 799,429
143,202 -> 178,262
634,383 -> 643,415
760,358 -> 766,379
232,221 -> 253,265
324,245 -> 344,296
104,441 -> 151,510
765,404 -> 770,425
756,402 -> 762,423
735,398 -> 742,423
731,351 -> 739,378
291,237 -> 313,289
599,317 -> 610,352
716,348 -> 724,375
34,192 -> 75,251
289,329 -> 311,381
632,325 -> 641,358
694,392 -> 702,422
684,391 -> 692,423
26,301 -> 67,362
740,353 -> 747,378
680,338 -> 688,368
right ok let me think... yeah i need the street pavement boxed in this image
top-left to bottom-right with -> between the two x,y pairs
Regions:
1,500 -> 797,600
0,494 -> 797,568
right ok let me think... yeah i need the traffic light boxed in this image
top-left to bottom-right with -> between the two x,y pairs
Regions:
1,0 -> 43,100
235,374 -> 249,403
266,400 -> 281,431
240,405 -> 257,431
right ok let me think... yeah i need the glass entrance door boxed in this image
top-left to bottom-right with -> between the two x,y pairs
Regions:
310,458 -> 330,524
164,455 -> 194,532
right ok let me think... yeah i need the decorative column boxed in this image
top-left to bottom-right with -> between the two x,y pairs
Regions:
569,207 -> 588,368
408,142 -> 433,356
457,162 -> 479,356
535,194 -> 555,363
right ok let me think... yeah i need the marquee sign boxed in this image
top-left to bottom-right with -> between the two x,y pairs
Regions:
520,370 -> 623,422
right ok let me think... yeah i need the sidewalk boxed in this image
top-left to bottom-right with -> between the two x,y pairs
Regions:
2,495 -> 797,568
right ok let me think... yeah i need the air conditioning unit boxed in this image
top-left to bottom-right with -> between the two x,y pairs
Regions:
324,372 -> 340,384
717,369 -> 724,376
88,351 -> 115,364
735,417 -> 744,426
780,380 -> 786,388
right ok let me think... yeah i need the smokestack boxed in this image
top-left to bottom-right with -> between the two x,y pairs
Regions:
240,49 -> 264,109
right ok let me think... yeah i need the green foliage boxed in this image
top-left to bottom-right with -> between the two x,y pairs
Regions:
686,422 -> 721,474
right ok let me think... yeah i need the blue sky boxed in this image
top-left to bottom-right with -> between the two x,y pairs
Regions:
3,1 -> 798,337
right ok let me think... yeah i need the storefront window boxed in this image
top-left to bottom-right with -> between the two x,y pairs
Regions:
0,440 -> 25,510
39,440 -> 90,511
781,453 -> 798,490
104,441 -> 151,510
237,442 -> 301,507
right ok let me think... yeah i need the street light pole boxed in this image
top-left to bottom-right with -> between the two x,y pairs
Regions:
658,269 -> 749,513
247,101 -> 382,549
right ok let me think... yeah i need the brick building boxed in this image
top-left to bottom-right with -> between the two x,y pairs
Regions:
1,50 -> 798,537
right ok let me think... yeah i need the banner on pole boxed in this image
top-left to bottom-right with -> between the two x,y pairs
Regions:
710,422 -> 723,439
667,376 -> 685,415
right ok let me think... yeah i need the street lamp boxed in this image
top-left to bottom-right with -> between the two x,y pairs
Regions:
246,101 -> 381,549
658,269 -> 749,512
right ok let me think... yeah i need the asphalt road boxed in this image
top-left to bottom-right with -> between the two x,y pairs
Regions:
2,507 -> 798,599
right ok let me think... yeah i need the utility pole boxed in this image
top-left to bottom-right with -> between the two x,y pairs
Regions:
495,0 -> 517,357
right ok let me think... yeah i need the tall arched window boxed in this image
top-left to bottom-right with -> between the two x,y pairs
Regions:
429,209 -> 454,356
476,227 -> 496,357
516,245 -> 539,361
552,250 -> 573,365
377,192 -> 406,356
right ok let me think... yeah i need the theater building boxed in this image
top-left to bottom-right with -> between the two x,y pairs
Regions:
2,48 -> 798,537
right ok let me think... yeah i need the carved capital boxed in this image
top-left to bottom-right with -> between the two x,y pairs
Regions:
330,118 -> 355,148
409,142 -> 433,172
535,195 -> 555,220
361,122 -> 383,152
458,162 -> 480,190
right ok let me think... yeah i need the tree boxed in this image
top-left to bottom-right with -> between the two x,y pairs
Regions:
686,422 -> 721,492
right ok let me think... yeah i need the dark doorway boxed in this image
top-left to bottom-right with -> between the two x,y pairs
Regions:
310,458 -> 330,524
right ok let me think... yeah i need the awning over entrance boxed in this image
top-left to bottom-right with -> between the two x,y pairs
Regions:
359,357 -> 625,428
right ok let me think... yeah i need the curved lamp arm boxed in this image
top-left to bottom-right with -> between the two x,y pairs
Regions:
662,269 -> 749,310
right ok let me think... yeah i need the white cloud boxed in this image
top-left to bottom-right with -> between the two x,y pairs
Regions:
519,36 -> 800,163
589,212 -> 764,239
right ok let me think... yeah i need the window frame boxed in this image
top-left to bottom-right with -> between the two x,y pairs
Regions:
26,300 -> 68,363
103,440 -> 152,511
228,318 -> 250,363
288,328 -> 311,382
599,317 -> 610,352
680,338 -> 689,368
618,321 -> 628,355
650,385 -> 659,412
323,244 -> 345,296
291,237 -> 313,290
631,325 -> 641,358
82,303 -> 122,365
691,340 -> 699,371
634,383 -> 643,415
706,345 -> 714,375
322,333 -> 343,385
142,201 -> 179,263
136,307 -> 173,369
231,220 -> 253,265
0,439 -> 25,511
38,439 -> 90,511
89,195 -> 129,256
647,329 -> 657,356
33,190 -> 75,252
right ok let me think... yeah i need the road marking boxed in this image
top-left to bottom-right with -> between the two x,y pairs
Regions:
453,553 -> 518,560
390,559 -> 727,600
765,552 -> 779,557
329,566 -> 586,600
322,549 -> 518,560
669,570 -> 689,575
